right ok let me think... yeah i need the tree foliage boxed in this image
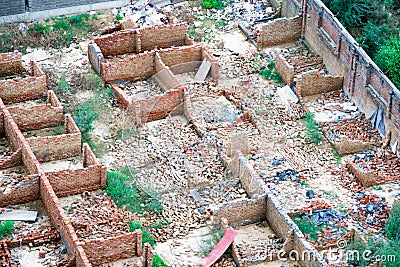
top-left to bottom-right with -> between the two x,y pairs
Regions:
374,36 -> 400,89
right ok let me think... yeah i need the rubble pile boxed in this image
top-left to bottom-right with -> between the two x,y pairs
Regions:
0,166 -> 28,195
119,78 -> 164,99
322,114 -> 382,144
0,241 -> 16,267
349,193 -> 389,233
113,0 -> 170,28
0,70 -> 30,82
10,242 -> 67,267
351,151 -> 400,185
237,238 -> 284,264
340,166 -> 364,193
218,51 -> 255,78
283,53 -> 324,75
65,192 -> 135,241
198,178 -> 247,204
186,81 -> 222,98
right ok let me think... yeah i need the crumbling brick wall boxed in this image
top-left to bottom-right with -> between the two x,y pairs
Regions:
213,195 -> 267,227
0,148 -> 21,169
92,30 -> 138,56
347,162 -> 376,187
82,231 -> 142,266
8,91 -> 63,131
296,69 -> 343,97
0,175 -> 40,206
275,54 -> 295,86
257,16 -> 302,47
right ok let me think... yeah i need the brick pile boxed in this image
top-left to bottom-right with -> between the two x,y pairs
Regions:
348,151 -> 400,187
0,241 -> 16,267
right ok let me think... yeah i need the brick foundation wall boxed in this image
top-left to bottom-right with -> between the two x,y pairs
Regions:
92,30 -> 137,57
140,24 -> 188,51
8,91 -> 63,131
257,16 -> 302,47
142,243 -> 155,267
101,51 -> 156,82
82,231 -> 142,266
347,162 -> 376,187
128,86 -> 185,123
159,45 -> 203,68
276,54 -> 295,86
46,164 -> 106,197
153,61 -> 181,91
296,69 -> 343,97
0,51 -> 23,75
213,195 -> 267,227
111,84 -> 130,109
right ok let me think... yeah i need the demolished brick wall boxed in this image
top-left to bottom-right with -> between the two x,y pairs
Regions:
257,16 -> 302,47
296,69 -> 343,97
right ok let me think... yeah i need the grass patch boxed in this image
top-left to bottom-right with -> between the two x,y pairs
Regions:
292,214 -> 325,240
106,166 -> 163,214
152,253 -> 168,267
304,111 -> 322,144
198,228 -> 224,256
0,221 -> 14,239
386,202 -> 400,241
73,102 -> 98,144
56,73 -> 70,95
52,125 -> 64,135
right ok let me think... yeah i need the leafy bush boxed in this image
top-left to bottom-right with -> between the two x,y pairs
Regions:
374,36 -> 400,89
386,202 -> 400,241
0,221 -> 14,239
73,102 -> 99,143
152,253 -> 168,267
56,73 -> 70,94
304,111 -> 322,144
358,22 -> 392,56
258,61 -> 284,84
129,220 -> 156,247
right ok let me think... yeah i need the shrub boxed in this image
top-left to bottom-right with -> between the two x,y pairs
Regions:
56,73 -> 70,94
0,221 -> 14,239
152,253 -> 168,267
304,111 -> 322,144
73,102 -> 98,143
292,214 -> 325,240
258,61 -> 284,84
374,36 -> 400,89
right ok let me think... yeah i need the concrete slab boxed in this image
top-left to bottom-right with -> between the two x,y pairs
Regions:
0,209 -> 38,222
194,59 -> 212,82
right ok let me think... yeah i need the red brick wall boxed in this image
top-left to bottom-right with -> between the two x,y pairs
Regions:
128,86 -> 184,123
28,132 -> 81,162
82,231 -> 141,266
111,84 -> 130,109
142,243 -> 154,267
93,30 -> 137,56
7,93 -> 63,131
296,70 -> 343,97
276,54 -> 295,86
0,148 -> 21,169
0,175 -> 40,207
82,143 -> 99,167
139,24 -> 188,51
45,164 -> 106,197
101,51 -> 155,82
257,16 -> 302,47
159,45 -> 203,68
0,51 -> 23,75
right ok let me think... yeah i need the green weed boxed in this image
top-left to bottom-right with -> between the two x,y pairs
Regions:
0,221 -> 14,239
56,73 -> 70,95
304,111 -> 322,144
73,102 -> 99,144
152,253 -> 168,267
129,220 -> 156,247
292,214 -> 325,240
332,150 -> 341,164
